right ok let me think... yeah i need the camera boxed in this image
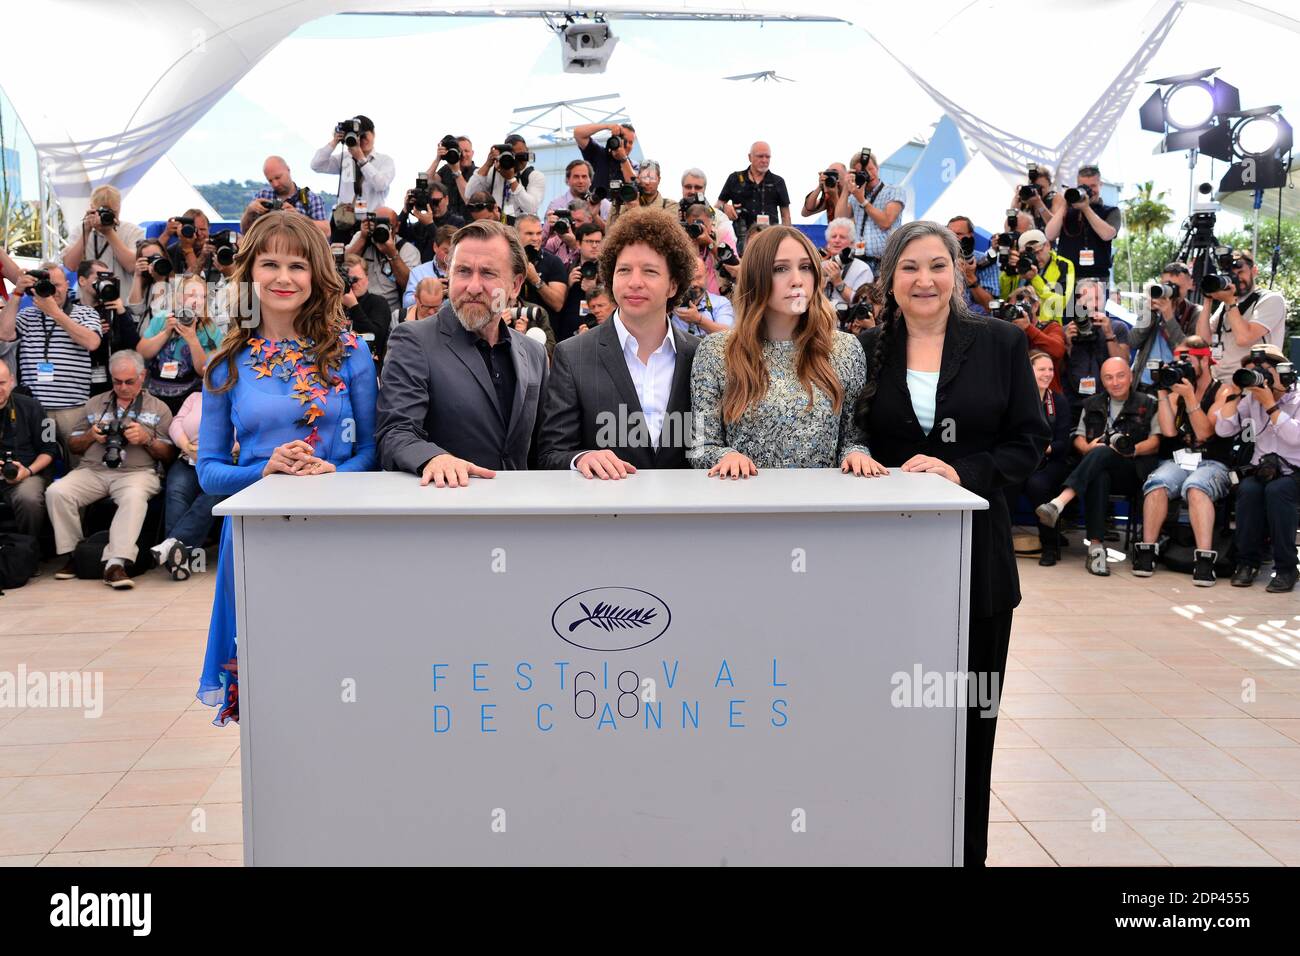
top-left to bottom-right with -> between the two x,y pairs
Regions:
1107,427 -> 1138,456
987,299 -> 1028,322
1073,313 -> 1097,341
715,243 -> 740,268
92,271 -> 120,303
685,220 -> 707,240
175,307 -> 198,328
1,451 -> 18,482
1064,184 -> 1094,205
260,198 -> 286,212
1148,281 -> 1177,300
580,259 -> 600,280
1018,183 -> 1041,202
835,299 -> 873,332
958,235 -> 975,260
822,169 -> 839,189
606,133 -> 625,154
525,244 -> 542,266
331,243 -> 354,291
1200,246 -> 1243,295
1148,357 -> 1194,390
96,206 -> 117,228
1016,243 -> 1039,276
508,304 -> 546,325
1253,452 -> 1289,484
439,134 -> 461,166
336,118 -> 362,148
176,216 -> 197,239
495,146 -> 518,174
994,210 -> 1020,272
362,212 -> 391,246
100,417 -> 128,469
211,230 -> 237,267
411,173 -> 431,211
146,254 -> 173,280
25,269 -> 56,298
552,210 -> 571,236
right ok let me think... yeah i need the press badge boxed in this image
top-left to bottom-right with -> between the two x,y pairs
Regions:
1078,376 -> 1097,396
1173,448 -> 1202,472
756,214 -> 770,226
160,361 -> 180,379
36,362 -> 55,383
90,366 -> 107,384
1078,247 -> 1095,267
854,241 -> 867,257
579,300 -> 589,316
359,332 -> 375,342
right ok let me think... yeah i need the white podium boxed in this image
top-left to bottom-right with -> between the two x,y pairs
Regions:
215,469 -> 988,865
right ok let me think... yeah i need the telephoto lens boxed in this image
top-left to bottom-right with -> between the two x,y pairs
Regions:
580,260 -> 600,280
1,454 -> 18,482
176,307 -> 198,327
93,273 -> 120,303
552,218 -> 570,236
685,221 -> 705,240
958,235 -> 975,258
822,170 -> 839,188
1109,430 -> 1137,456
147,255 -> 173,280
440,135 -> 461,166
26,270 -> 56,298
1200,273 -> 1233,295
177,216 -> 196,239
1018,184 -> 1037,201
1232,366 -> 1268,389
606,134 -> 624,153
97,206 -> 117,227
1148,282 -> 1176,299
369,218 -> 391,246
1064,185 -> 1092,205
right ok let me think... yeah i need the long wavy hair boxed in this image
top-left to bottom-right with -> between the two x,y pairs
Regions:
722,225 -> 842,424
205,211 -> 346,394
853,220 -> 973,438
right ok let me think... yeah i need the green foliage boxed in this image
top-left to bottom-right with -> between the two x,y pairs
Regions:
1122,180 -> 1175,235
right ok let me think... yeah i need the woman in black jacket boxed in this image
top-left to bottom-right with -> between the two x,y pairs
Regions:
855,220 -> 1049,866
1004,350 -> 1073,565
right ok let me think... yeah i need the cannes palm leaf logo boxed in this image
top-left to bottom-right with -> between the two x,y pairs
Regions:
569,600 -> 658,633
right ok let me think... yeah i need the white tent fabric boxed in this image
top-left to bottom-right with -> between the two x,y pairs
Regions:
5,0 -> 1299,232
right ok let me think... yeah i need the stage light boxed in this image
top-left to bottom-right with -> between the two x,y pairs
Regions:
1138,68 -> 1240,153
1237,114 -> 1284,155
1164,81 -> 1215,129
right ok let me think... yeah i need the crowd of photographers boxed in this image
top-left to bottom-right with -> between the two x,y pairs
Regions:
0,115 -> 1296,592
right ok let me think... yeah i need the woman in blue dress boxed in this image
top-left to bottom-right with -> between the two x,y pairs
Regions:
196,211 -> 377,725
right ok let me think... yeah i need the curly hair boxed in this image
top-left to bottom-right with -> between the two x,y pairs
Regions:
204,211 -> 346,395
598,206 -> 698,311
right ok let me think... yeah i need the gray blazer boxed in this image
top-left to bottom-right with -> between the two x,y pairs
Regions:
536,316 -> 698,471
377,303 -> 549,474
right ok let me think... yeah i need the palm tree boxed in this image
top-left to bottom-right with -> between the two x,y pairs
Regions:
1123,181 -> 1174,236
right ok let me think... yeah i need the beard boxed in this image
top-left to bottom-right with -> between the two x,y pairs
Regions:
453,295 -> 494,332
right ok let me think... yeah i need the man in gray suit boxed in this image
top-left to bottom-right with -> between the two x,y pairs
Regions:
377,219 -> 549,487
538,207 -> 700,477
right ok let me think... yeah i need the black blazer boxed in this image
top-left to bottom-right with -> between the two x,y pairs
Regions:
1042,389 -> 1073,463
376,303 -> 549,474
857,314 -> 1049,618
537,317 -> 698,470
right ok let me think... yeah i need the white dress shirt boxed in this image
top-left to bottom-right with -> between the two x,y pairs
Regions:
466,167 -> 545,220
571,311 -> 678,469
310,144 -> 395,210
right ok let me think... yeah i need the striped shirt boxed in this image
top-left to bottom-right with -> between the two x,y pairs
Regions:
14,304 -> 102,409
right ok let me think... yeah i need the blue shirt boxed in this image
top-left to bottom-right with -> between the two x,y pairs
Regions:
963,259 -> 1002,316
907,368 -> 940,435
402,259 -> 448,309
849,181 -> 906,259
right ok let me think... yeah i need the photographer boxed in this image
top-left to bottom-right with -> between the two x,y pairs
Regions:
1213,343 -> 1300,593
311,114 -> 395,210
205,234 -> 239,337
125,239 -> 174,325
833,148 -> 904,272
403,277 -> 445,323
1045,164 -> 1120,292
158,209 -> 211,276
61,186 -> 145,291
820,218 -> 874,312
402,225 -> 455,310
1063,278 -> 1130,409
49,350 -> 174,590
399,179 -> 464,263
242,155 -> 328,233
556,223 -> 606,342
429,134 -> 475,217
718,141 -> 791,252
338,253 -> 392,366
466,135 -> 545,223
75,260 -> 138,397
1132,261 -> 1200,385
1196,249 -> 1287,382
1003,351 -> 1072,566
608,160 -> 679,227
671,257 -> 734,338
514,215 -> 567,327
1130,338 -> 1232,584
543,200 -> 593,270
545,160 -> 610,231
347,206 -> 420,320
0,355 -> 56,539
0,264 -> 102,462
802,163 -> 848,221
680,168 -> 737,249
946,215 -> 998,314
573,123 -> 638,204
999,229 -> 1075,323
1009,163 -> 1062,231
1035,357 -> 1160,576
136,274 -> 220,413
683,203 -> 740,296
997,287 -> 1066,393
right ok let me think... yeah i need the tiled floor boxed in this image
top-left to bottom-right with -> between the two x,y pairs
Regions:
1,539 -> 1298,866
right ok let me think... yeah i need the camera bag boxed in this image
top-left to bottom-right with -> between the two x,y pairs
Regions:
0,532 -> 39,592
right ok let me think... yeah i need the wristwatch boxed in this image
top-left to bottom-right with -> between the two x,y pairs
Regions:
1265,402 -> 1282,415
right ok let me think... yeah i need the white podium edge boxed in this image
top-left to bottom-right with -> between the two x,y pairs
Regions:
951,509 -> 972,867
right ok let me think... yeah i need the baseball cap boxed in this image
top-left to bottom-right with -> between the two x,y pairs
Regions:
1017,229 -> 1047,251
